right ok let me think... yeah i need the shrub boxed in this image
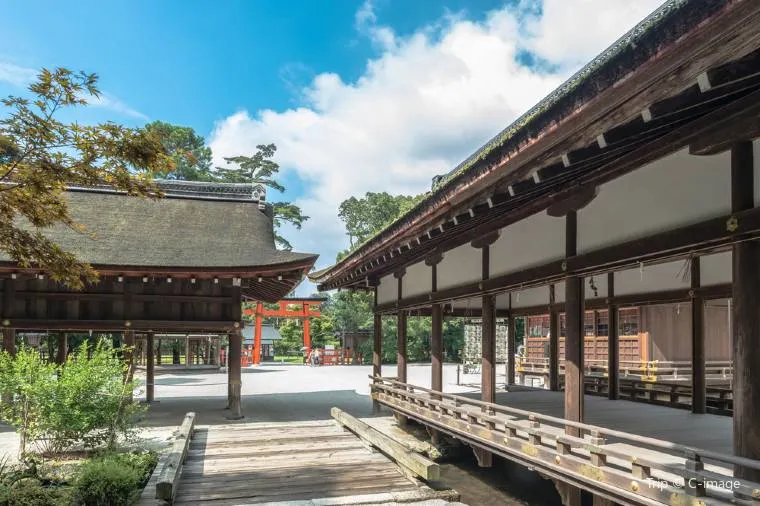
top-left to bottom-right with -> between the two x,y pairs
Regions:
5,478 -> 74,506
74,457 -> 140,506
0,341 -> 144,455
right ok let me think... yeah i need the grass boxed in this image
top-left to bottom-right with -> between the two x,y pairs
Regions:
272,355 -> 304,365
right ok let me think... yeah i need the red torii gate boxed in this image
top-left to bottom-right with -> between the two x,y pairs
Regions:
243,297 -> 325,365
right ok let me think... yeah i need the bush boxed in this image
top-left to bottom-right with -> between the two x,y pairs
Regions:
5,478 -> 74,506
74,457 -> 140,506
0,341 -> 144,455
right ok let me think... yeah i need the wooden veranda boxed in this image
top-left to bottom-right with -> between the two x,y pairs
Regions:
0,180 -> 318,418
311,1 -> 760,504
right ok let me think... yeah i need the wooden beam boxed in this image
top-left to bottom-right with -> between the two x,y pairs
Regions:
607,273 -> 619,401
470,231 -> 500,249
331,407 -> 440,481
482,294 -> 496,405
689,117 -> 760,155
507,302 -> 516,386
549,285 -> 560,392
546,186 -> 598,217
691,257 -> 706,414
372,312 -> 383,414
731,140 -> 760,482
565,211 -> 584,441
156,412 -> 195,502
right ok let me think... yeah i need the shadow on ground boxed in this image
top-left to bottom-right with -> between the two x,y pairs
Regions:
138,389 -> 383,428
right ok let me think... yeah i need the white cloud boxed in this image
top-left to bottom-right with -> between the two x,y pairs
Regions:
0,61 -> 147,120
208,0 -> 664,294
0,62 -> 37,87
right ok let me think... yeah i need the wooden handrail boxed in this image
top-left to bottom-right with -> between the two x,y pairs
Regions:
371,376 -> 760,472
371,377 -> 760,504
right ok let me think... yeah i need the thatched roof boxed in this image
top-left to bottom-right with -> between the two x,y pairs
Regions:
2,183 -> 317,273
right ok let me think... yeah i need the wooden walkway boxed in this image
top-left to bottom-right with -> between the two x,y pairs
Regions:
174,419 -> 436,505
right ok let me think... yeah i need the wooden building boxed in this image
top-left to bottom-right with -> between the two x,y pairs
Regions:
312,0 -> 760,502
0,180 -> 318,418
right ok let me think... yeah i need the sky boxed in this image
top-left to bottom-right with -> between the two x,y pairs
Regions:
1,0 -> 665,295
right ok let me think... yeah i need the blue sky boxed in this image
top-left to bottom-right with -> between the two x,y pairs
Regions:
1,0 -> 663,295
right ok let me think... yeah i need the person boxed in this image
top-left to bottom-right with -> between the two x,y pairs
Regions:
312,347 -> 321,366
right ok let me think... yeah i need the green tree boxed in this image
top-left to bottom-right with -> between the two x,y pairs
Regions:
143,121 -> 214,181
337,192 -> 422,259
0,68 -> 171,289
323,291 -> 373,334
215,144 -> 308,251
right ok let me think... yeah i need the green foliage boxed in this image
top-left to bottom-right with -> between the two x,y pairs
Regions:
0,68 -> 172,289
5,478 -> 74,506
74,455 -> 141,506
0,343 -> 142,456
323,291 -> 373,333
144,120 -> 214,181
337,192 -> 422,258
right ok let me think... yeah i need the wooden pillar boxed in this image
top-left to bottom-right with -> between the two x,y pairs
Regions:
691,257 -> 706,414
549,285 -> 560,391
431,257 -> 442,395
123,330 -> 135,398
482,295 -> 496,404
397,311 -> 407,384
372,312 -> 383,414
564,211 -> 584,433
56,332 -> 67,365
303,303 -> 311,355
731,141 -> 760,482
156,339 -> 162,365
431,304 -> 443,393
607,273 -> 619,400
146,332 -> 155,402
185,335 -> 191,367
2,328 -> 15,357
253,302 -> 263,365
507,309 -> 516,386
227,327 -> 243,419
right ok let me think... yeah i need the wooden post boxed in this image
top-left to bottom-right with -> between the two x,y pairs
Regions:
507,310 -> 516,386
549,285 -> 560,391
146,331 -> 155,403
373,312 -> 382,414
2,328 -> 15,357
397,310 -> 408,384
482,294 -> 496,403
565,211 -> 584,438
431,303 -> 443,393
607,272 -> 619,400
185,334 -> 190,368
123,329 -> 135,382
731,141 -> 760,482
56,332 -> 67,365
156,338 -> 162,365
691,257 -> 706,414
253,302 -> 263,365
303,302 -> 311,356
227,327 -> 243,419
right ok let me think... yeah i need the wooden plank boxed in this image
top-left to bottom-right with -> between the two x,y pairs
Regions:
331,407 -> 439,481
155,412 -> 196,502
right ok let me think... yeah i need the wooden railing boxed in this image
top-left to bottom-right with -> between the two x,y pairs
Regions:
371,377 -> 760,506
517,358 -> 734,383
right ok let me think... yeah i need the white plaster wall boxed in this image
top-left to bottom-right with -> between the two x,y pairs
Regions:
376,274 -> 396,305
490,211 -> 565,277
495,293 -> 510,310
555,281 -> 566,304
511,285 -> 550,309
402,260 -> 431,298
578,148 -> 731,253
614,260 -> 691,296
438,243 -> 482,290
700,251 -> 732,286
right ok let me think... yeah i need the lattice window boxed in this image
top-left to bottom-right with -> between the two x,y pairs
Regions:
620,308 -> 640,335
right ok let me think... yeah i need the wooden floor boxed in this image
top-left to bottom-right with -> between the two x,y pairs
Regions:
484,387 -> 733,454
174,419 -> 421,505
